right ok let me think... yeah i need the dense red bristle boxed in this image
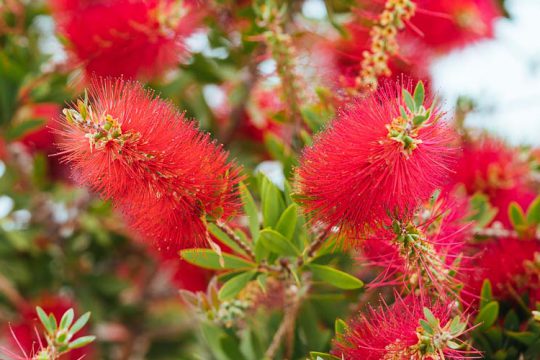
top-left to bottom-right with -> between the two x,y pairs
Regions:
357,0 -> 502,53
462,237 -> 540,307
449,135 -> 536,227
410,0 -> 502,52
50,0 -> 199,79
296,80 -> 459,239
57,78 -> 242,254
332,295 -> 478,359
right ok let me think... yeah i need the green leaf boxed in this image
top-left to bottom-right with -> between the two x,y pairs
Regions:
420,319 -> 433,334
181,249 -> 255,270
475,301 -> 499,331
59,309 -> 74,331
308,264 -> 363,289
468,193 -> 498,227
449,316 -> 466,335
423,307 -> 439,328
68,336 -> 96,349
509,202 -> 527,229
275,204 -> 298,240
413,81 -> 425,109
309,352 -> 341,360
36,307 -> 53,334
260,175 -> 286,228
402,88 -> 415,112
506,331 -> 539,346
239,182 -> 260,241
399,105 -> 408,119
259,229 -> 300,257
48,314 -> 57,332
480,279 -> 493,310
69,312 -> 91,336
412,115 -> 427,126
5,118 -> 44,140
335,318 -> 348,335
526,196 -> 540,224
220,335 -> 248,360
218,271 -> 257,301
503,309 -> 519,331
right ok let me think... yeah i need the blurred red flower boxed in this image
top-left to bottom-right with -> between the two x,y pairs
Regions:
450,135 -> 535,227
462,237 -> 540,307
409,0 -> 502,52
50,0 -> 199,79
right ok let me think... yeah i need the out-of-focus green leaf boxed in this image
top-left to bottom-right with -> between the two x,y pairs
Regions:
218,270 -> 257,301
475,301 -> 499,331
308,264 -> 363,290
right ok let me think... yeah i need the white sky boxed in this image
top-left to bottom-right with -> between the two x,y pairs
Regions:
431,0 -> 540,146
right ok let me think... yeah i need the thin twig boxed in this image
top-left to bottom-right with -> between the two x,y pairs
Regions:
297,228 -> 331,268
215,221 -> 257,261
263,282 -> 306,360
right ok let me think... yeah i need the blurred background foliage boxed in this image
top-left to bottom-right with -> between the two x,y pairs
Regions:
2,0 -> 540,359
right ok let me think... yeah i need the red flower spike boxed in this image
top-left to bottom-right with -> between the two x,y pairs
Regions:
332,295 -> 478,359
462,237 -> 540,307
409,0 -> 502,52
50,0 -> 199,79
296,81 -> 459,238
57,78 -> 242,253
363,193 -> 471,297
449,135 -> 535,227
357,0 -> 502,53
323,22 -> 432,90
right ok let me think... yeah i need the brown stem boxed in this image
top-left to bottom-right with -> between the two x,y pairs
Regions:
297,228 -> 331,268
215,221 -> 257,261
263,283 -> 305,360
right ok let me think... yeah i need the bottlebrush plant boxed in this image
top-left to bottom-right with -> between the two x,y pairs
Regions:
0,0 -> 539,359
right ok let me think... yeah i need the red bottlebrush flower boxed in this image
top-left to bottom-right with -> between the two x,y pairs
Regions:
296,81 -> 458,237
463,237 -> 540,307
50,0 -> 199,79
157,250 -> 212,291
409,0 -> 502,52
2,295 -> 93,360
332,295 -> 477,359
449,136 -> 535,227
57,78 -> 241,253
363,192 -> 471,296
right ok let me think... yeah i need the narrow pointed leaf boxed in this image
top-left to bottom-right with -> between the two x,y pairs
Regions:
218,271 -> 257,301
259,229 -> 300,256
180,249 -> 255,270
308,264 -> 363,289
